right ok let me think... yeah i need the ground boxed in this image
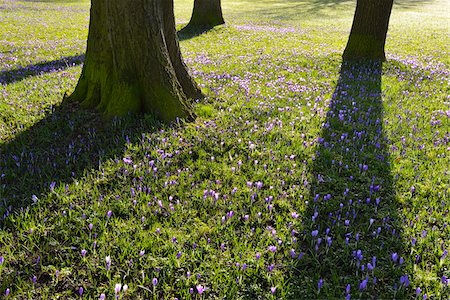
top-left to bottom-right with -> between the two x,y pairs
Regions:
0,0 -> 449,299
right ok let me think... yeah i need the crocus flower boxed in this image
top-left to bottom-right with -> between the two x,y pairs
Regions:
359,278 -> 367,291
114,283 -> 121,295
391,252 -> 398,263
105,256 -> 111,270
416,287 -> 421,295
318,278 -> 323,290
290,249 -> 296,258
196,285 -> 205,295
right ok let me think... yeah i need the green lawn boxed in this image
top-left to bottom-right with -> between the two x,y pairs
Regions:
0,0 -> 449,298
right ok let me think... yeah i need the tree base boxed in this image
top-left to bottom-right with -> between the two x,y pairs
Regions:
183,0 -> 225,34
67,0 -> 201,123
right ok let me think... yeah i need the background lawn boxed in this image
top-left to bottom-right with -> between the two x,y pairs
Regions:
0,0 -> 449,298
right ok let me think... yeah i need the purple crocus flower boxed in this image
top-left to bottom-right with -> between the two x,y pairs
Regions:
105,256 -> 111,270
152,278 -> 158,286
114,283 -> 121,295
400,275 -> 410,287
196,285 -> 205,295
270,286 -> 276,294
268,245 -> 277,253
318,278 -> 324,290
416,287 -> 421,295
391,252 -> 398,263
290,249 -> 296,258
359,278 -> 368,291
442,275 -> 448,286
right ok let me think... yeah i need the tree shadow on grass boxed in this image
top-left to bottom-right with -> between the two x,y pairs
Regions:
0,54 -> 84,85
177,25 -> 216,41
0,99 -> 162,224
231,0 -> 435,21
288,61 -> 409,298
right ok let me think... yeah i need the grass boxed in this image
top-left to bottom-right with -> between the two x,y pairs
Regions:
1,0 -> 449,298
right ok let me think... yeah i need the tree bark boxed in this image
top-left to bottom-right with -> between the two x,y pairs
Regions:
185,0 -> 225,30
67,0 -> 203,123
343,0 -> 394,61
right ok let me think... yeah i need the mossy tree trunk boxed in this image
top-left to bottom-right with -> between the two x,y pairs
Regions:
185,0 -> 225,30
343,0 -> 394,61
68,0 -> 203,123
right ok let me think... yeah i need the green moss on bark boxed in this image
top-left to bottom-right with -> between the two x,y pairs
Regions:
67,0 -> 201,123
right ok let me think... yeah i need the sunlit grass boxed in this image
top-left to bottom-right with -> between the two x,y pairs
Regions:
0,0 -> 449,298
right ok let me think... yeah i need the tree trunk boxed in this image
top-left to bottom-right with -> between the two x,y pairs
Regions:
342,0 -> 394,61
185,0 -> 225,30
67,0 -> 203,123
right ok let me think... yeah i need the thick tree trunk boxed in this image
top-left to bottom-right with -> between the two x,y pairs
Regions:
343,0 -> 394,61
185,0 -> 225,30
68,0 -> 202,123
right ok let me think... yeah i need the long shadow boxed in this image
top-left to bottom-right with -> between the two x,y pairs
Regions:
0,99 -> 161,224
177,25 -> 216,41
288,61 -> 408,298
0,54 -> 84,85
231,0 -> 434,21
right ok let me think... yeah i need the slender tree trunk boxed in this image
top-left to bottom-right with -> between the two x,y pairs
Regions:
184,0 -> 225,30
68,0 -> 202,123
343,0 -> 394,61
